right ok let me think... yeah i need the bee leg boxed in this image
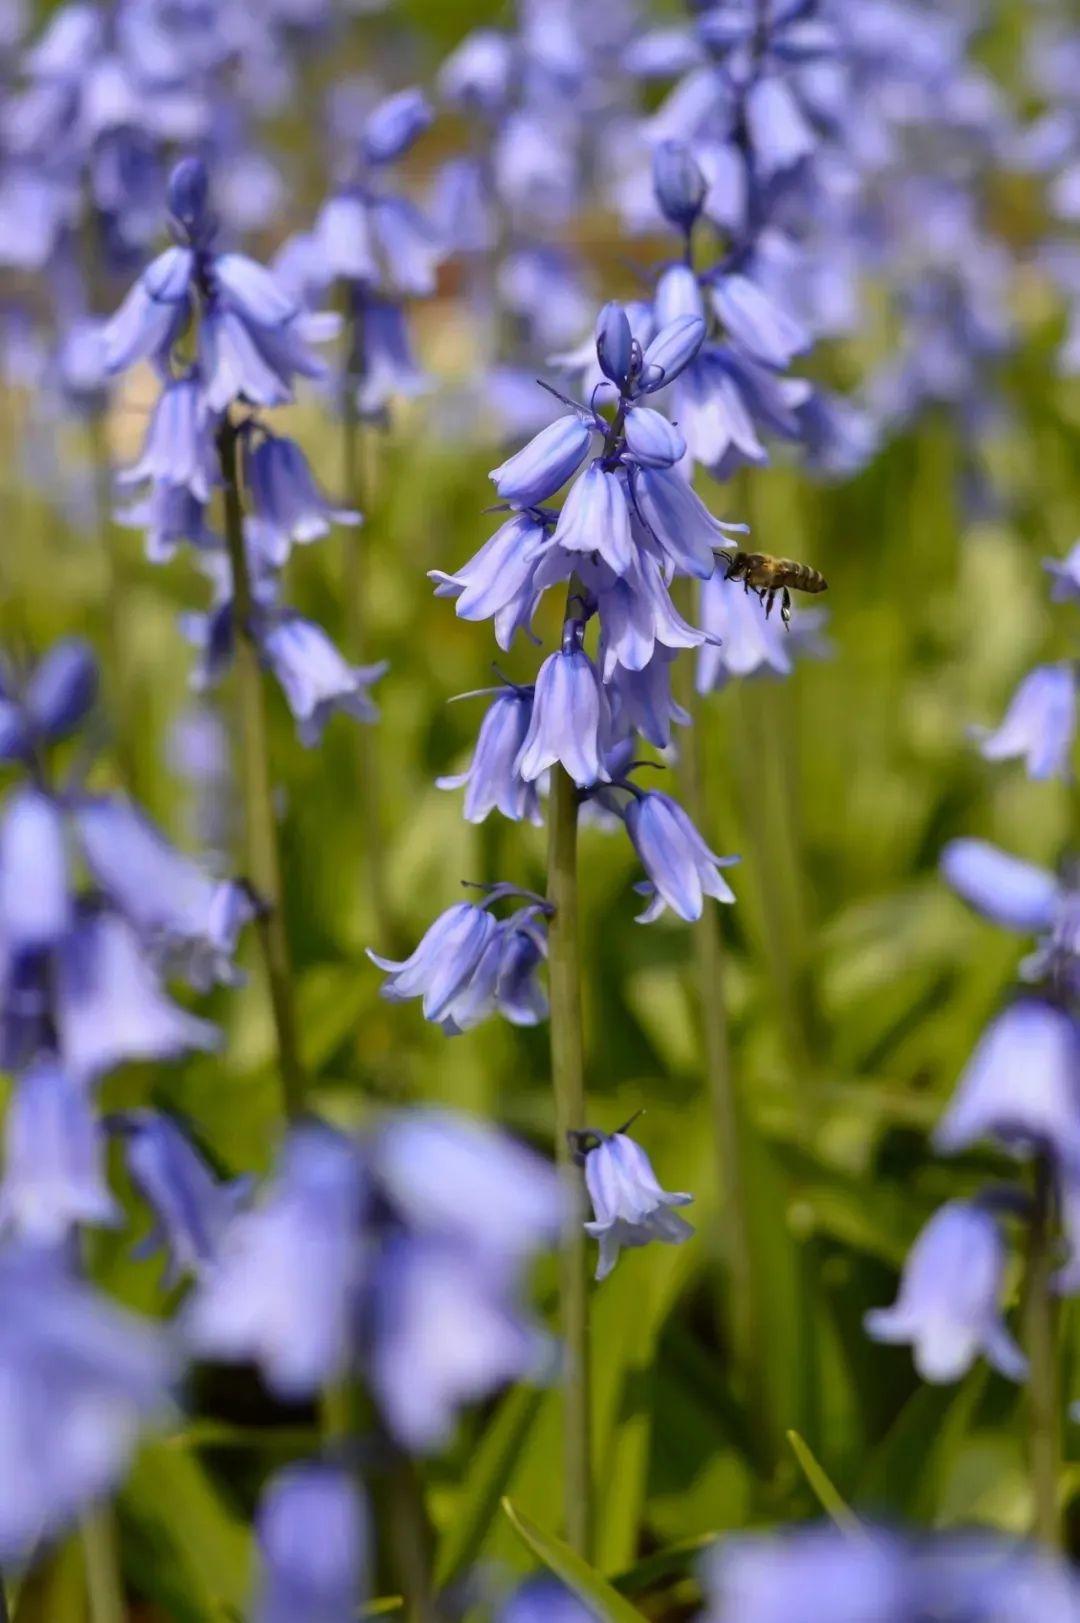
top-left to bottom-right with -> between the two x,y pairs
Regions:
763,589 -> 776,619
781,588 -> 792,630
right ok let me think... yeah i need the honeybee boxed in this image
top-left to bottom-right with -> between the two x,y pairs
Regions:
718,550 -> 828,627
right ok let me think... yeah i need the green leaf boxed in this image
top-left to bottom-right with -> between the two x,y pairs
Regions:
786,1431 -> 863,1536
500,1499 -> 648,1623
434,1385 -> 544,1591
611,1533 -> 718,1596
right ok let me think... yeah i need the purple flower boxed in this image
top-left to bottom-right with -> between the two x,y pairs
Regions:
0,789 -> 71,952
625,791 -> 738,923
362,87 -> 433,165
101,244 -> 195,375
490,415 -> 594,507
595,302 -> 633,389
184,1123 -> 366,1399
864,1201 -> 1027,1383
119,484 -> 220,564
0,1059 -> 119,1243
253,1462 -> 369,1623
260,617 -> 385,746
632,463 -> 745,578
623,405 -> 686,468
934,999 -> 1080,1173
0,640 -> 98,761
1044,540 -> 1080,605
430,512 -> 551,650
552,462 -> 634,575
498,1576 -> 599,1623
243,431 -> 359,568
582,1131 -> 694,1280
437,689 -> 541,824
653,140 -> 707,230
73,795 -> 253,989
637,314 -> 706,392
352,293 -> 429,417
55,910 -> 219,1083
117,374 -> 218,505
372,1109 -> 563,1267
744,75 -> 817,179
973,664 -> 1077,780
696,571 -> 793,686
701,1526 -> 908,1623
609,653 -> 688,749
712,273 -> 811,370
111,1110 -> 252,1286
515,644 -> 611,788
369,1233 -> 550,1452
940,839 -> 1059,934
0,1246 -> 175,1560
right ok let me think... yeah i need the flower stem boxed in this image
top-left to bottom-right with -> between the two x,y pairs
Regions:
1024,1154 -> 1062,1549
217,420 -> 306,1118
342,296 -> 391,944
679,682 -> 769,1456
80,1508 -> 124,1623
546,760 -> 593,1559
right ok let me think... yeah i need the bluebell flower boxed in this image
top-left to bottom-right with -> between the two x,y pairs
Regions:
632,463 -> 746,578
864,1201 -> 1026,1383
437,688 -> 541,824
260,617 -> 385,746
313,191 -> 442,301
111,1110 -> 252,1286
74,795 -> 254,989
369,1232 -> 551,1451
430,511 -> 552,650
490,414 -> 594,508
711,273 -> 812,371
653,140 -> 707,230
253,1462 -> 369,1623
515,643 -> 611,788
117,374 -> 218,505
352,292 -> 429,418
622,405 -> 686,468
595,301 -> 633,389
243,430 -> 360,569
637,313 -> 706,392
118,483 -> 220,564
498,1575 -> 599,1623
1044,540 -> 1080,605
973,664 -> 1077,780
592,548 -> 710,681
940,839 -> 1059,935
367,901 -> 500,1029
625,791 -> 738,924
362,86 -> 433,165
184,1123 -> 366,1399
609,653 -> 688,749
0,1059 -> 119,1243
372,1108 -> 563,1267
0,639 -> 98,762
0,788 -> 71,952
744,74 -> 817,179
493,912 -> 550,1027
700,1526 -> 908,1623
101,244 -> 195,375
0,1245 -> 175,1561
437,27 -> 514,112
934,999 -> 1080,1173
55,910 -> 220,1082
915,1538 -> 1080,1621
551,462 -> 634,574
582,1131 -> 694,1280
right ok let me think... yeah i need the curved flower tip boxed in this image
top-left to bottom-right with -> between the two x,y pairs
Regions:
260,617 -> 385,746
864,1200 -> 1026,1385
933,998 -> 1080,1174
515,646 -> 612,789
583,1131 -> 693,1280
625,791 -> 737,923
940,838 -> 1058,934
973,664 -> 1077,781
436,688 -> 540,825
490,413 -> 593,507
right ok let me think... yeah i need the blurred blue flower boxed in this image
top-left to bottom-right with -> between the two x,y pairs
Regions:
369,1232 -> 551,1452
0,639 -> 98,762
652,140 -> 707,231
864,1200 -> 1026,1383
243,430 -> 360,569
941,839 -> 1059,934
608,653 -> 688,749
973,664 -> 1077,781
700,1525 -> 908,1623
934,999 -> 1080,1173
1044,540 -> 1080,605
624,790 -> 738,923
184,1123 -> 366,1399
362,86 -> 433,165
0,788 -> 71,952
0,1058 -> 119,1243
0,1245 -> 175,1561
437,687 -> 541,824
260,616 -> 385,746
253,1461 -> 369,1623
582,1130 -> 693,1281
111,1110 -> 252,1286
498,1575 -> 599,1623
117,374 -> 218,505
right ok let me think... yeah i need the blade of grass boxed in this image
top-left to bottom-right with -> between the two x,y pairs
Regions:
500,1499 -> 647,1623
786,1431 -> 864,1537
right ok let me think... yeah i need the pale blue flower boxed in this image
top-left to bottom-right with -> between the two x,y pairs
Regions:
490,415 -> 594,508
499,1575 -> 599,1623
515,644 -> 611,788
253,1462 -> 369,1623
260,617 -> 385,746
940,839 -> 1059,934
430,512 -> 552,650
243,431 -> 359,568
864,1201 -> 1027,1383
973,664 -> 1077,780
437,688 -> 541,825
625,791 -> 738,923
583,1131 -> 694,1281
0,789 -> 71,952
0,1059 -> 119,1243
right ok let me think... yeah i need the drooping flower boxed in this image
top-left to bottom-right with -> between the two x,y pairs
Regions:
111,1111 -> 252,1286
368,902 -> 500,1029
498,1575 -> 600,1623
581,1131 -> 694,1281
940,839 -> 1060,935
184,1123 -> 366,1399
260,617 -> 385,746
0,1246 -> 175,1561
515,642 -> 611,789
253,1462 -> 369,1623
243,430 -> 360,569
0,639 -> 98,763
0,1059 -> 119,1243
624,791 -> 738,923
934,999 -> 1080,1173
0,788 -> 71,952
430,511 -> 552,650
490,414 -> 594,508
864,1201 -> 1027,1383
972,664 -> 1077,781
436,688 -> 540,825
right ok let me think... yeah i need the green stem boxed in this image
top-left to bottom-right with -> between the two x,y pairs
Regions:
342,299 -> 391,945
217,420 -> 306,1118
679,684 -> 766,1451
81,1508 -> 124,1623
383,1448 -> 437,1623
1025,1155 -> 1061,1549
546,761 -> 593,1559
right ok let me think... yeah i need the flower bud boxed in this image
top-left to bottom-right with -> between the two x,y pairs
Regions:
25,640 -> 98,741
489,415 -> 592,507
638,314 -> 705,393
595,301 -> 633,388
362,87 -> 433,165
624,405 -> 686,468
167,156 -> 211,243
652,140 -> 707,229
